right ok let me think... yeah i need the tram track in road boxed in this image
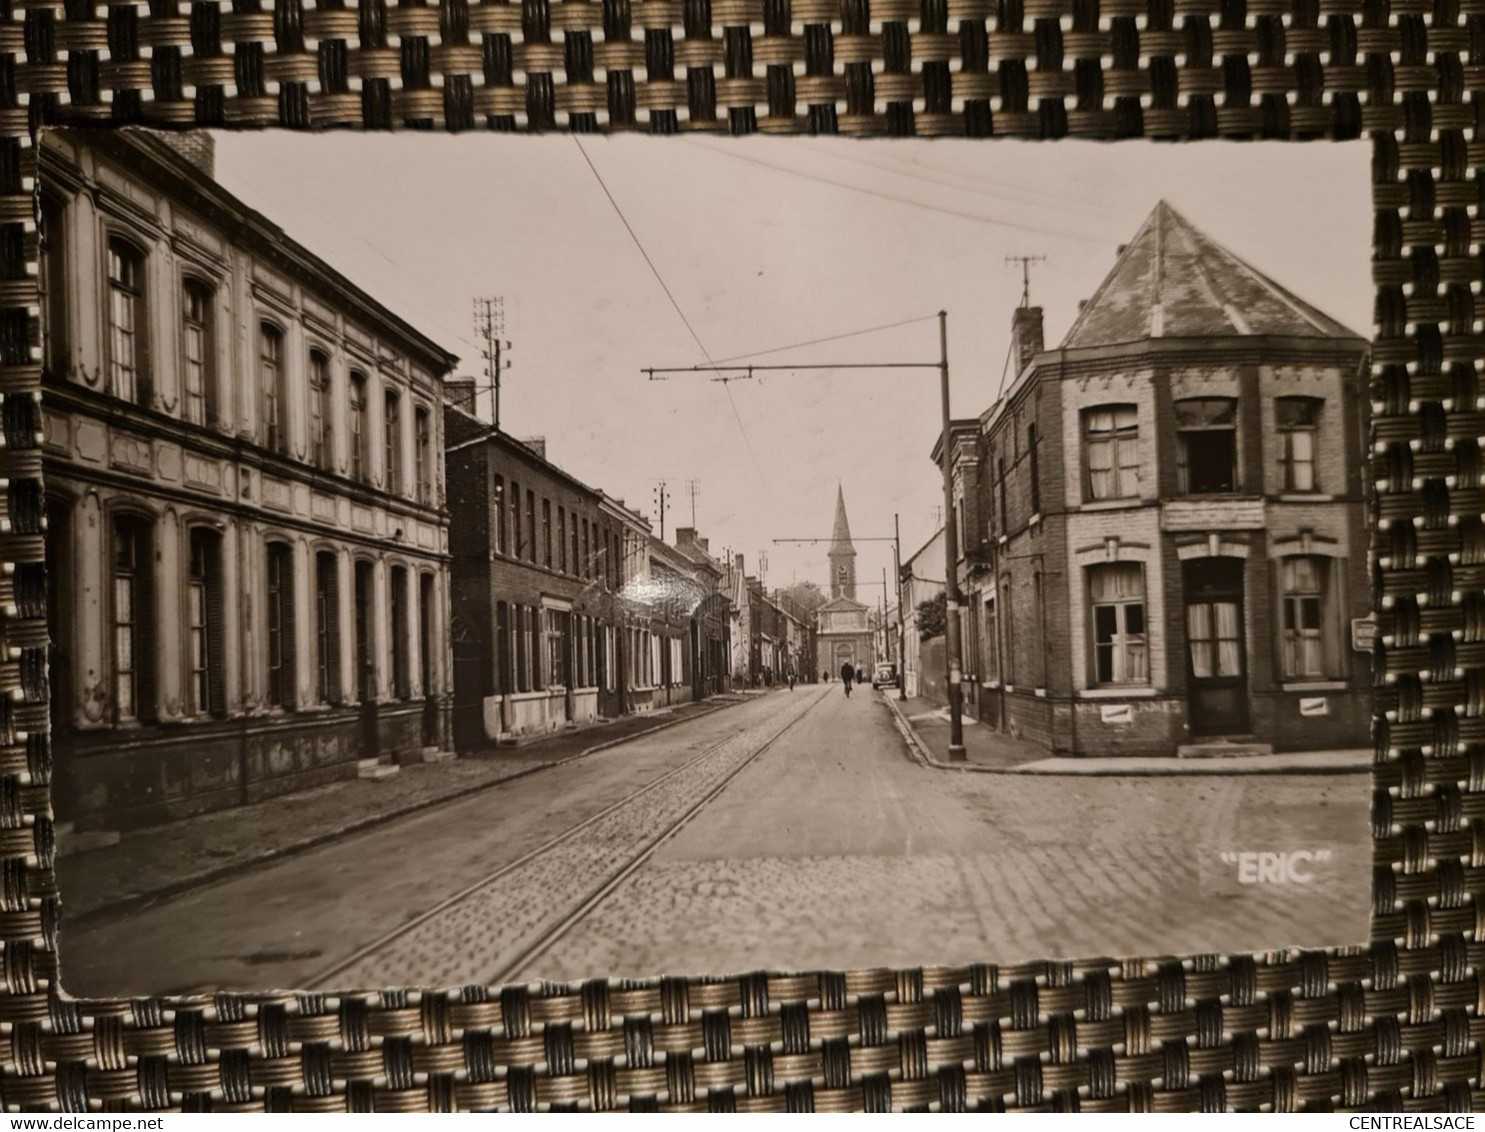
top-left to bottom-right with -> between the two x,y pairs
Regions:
306,684 -> 831,990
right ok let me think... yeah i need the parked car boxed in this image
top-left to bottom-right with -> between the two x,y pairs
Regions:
871,663 -> 899,689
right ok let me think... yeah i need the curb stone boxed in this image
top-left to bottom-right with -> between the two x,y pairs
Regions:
65,695 -> 751,927
879,693 -> 1372,778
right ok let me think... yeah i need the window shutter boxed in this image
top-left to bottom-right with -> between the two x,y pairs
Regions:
207,538 -> 227,715
136,524 -> 158,722
1325,557 -> 1346,680
283,549 -> 298,709
1269,559 -> 1285,680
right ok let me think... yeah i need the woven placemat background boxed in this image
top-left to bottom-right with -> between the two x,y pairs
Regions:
0,0 -> 1473,1112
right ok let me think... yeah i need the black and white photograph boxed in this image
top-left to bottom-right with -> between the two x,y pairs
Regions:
40,128 -> 1375,996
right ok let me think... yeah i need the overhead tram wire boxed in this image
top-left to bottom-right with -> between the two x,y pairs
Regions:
710,312 -> 941,366
682,141 -> 1118,248
703,137 -> 1132,228
572,137 -> 777,506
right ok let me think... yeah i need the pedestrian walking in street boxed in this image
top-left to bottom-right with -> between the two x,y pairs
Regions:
787,669 -> 796,691
840,661 -> 854,697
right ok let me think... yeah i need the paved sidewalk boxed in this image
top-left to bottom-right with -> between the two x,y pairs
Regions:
881,692 -> 1372,776
58,695 -> 749,924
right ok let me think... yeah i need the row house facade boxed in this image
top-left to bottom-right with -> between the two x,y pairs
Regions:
900,527 -> 944,698
940,202 -> 1372,757
445,405 -> 633,744
443,397 -> 733,746
42,129 -> 458,830
674,528 -> 733,699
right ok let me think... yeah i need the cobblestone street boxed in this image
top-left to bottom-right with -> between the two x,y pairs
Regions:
62,686 -> 1369,998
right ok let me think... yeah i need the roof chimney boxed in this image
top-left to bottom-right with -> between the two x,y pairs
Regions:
443,377 -> 478,414
521,436 -> 547,460
156,130 -> 216,179
1012,305 -> 1044,377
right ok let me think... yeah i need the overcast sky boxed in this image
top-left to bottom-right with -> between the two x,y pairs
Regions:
211,135 -> 1371,601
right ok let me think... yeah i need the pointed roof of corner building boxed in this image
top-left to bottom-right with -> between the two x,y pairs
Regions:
1060,200 -> 1361,350
830,484 -> 856,555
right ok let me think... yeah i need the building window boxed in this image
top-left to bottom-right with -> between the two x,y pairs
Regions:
1277,397 -> 1322,492
355,560 -> 374,701
111,516 -> 155,723
390,566 -> 410,700
983,596 -> 1000,683
525,491 -> 536,563
582,519 -> 591,580
510,480 -> 522,558
266,541 -> 296,709
545,608 -> 569,687
419,572 -> 435,697
495,601 -> 512,694
1175,397 -> 1238,495
315,551 -> 340,704
414,407 -> 432,504
514,606 -> 529,693
1027,421 -> 1040,514
558,507 -> 568,572
187,529 -> 225,717
571,523 -> 580,580
182,280 -> 214,426
997,457 -> 1008,535
493,476 -> 507,555
384,390 -> 402,494
40,193 -> 68,375
1279,556 -> 1335,679
1083,405 -> 1139,501
260,324 -> 287,455
309,351 -> 332,471
349,372 -> 368,481
529,605 -> 543,690
107,238 -> 148,404
1089,562 -> 1147,686
543,499 -> 553,568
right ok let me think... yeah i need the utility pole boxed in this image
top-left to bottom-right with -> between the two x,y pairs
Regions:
937,311 -> 966,760
686,479 -> 700,528
653,481 -> 668,541
643,310 -> 965,762
1005,255 -> 1046,308
894,511 -> 906,701
473,297 -> 511,429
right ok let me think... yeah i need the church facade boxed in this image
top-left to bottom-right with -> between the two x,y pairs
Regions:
815,486 -> 874,676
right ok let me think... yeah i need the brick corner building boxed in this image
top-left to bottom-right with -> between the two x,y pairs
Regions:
943,200 -> 1372,758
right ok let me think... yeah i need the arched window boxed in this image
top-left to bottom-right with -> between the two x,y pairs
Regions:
260,323 -> 287,454
390,566 -> 411,700
265,541 -> 296,708
112,514 -> 156,722
107,238 -> 149,405
309,350 -> 332,471
315,550 -> 340,704
349,371 -> 369,482
187,527 -> 226,717
181,280 -> 215,426
384,389 -> 402,494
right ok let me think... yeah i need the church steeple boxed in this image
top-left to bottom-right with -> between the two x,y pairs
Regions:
828,484 -> 857,600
